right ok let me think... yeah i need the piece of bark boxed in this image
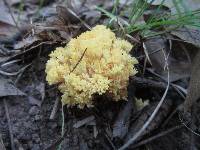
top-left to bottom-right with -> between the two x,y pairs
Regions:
184,50 -> 200,113
0,133 -> 6,150
73,116 -> 95,128
112,98 -> 134,138
125,99 -> 172,143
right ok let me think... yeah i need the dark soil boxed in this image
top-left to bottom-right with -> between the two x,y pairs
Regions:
1,62 -> 200,150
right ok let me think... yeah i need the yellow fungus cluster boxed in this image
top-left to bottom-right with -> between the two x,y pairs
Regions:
45,25 -> 138,108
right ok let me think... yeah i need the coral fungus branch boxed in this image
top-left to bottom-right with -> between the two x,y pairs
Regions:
46,25 -> 138,107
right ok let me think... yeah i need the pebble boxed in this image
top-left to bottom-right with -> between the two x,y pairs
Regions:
31,144 -> 40,150
32,134 -> 40,143
34,115 -> 42,121
29,106 -> 40,116
47,122 -> 57,129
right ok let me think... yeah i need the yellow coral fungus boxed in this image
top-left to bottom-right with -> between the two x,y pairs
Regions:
45,25 -> 138,107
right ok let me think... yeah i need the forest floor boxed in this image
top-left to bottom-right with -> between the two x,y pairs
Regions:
0,0 -> 200,150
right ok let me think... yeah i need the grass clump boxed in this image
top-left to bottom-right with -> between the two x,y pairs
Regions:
96,0 -> 200,37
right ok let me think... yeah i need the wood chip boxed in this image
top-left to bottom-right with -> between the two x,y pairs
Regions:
73,116 -> 95,128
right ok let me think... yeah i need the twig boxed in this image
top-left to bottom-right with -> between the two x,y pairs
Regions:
130,76 -> 169,90
50,97 -> 60,120
131,125 -> 183,149
73,116 -> 95,128
143,42 -> 152,66
136,48 -> 162,59
0,133 -> 6,150
33,24 -> 79,31
0,63 -> 31,76
142,57 -> 147,75
104,133 -> 117,150
58,104 -> 65,150
119,49 -> 170,150
3,99 -> 15,150
5,41 -> 56,63
14,139 -> 24,150
161,107 -> 179,127
44,131 -> 67,150
125,34 -> 140,43
178,113 -> 200,137
61,104 -> 65,137
3,0 -> 20,31
20,41 -> 56,51
14,64 -> 32,84
1,59 -> 22,67
145,68 -> 186,99
66,8 -> 91,30
171,83 -> 187,95
0,69 -> 20,76
70,48 -> 87,74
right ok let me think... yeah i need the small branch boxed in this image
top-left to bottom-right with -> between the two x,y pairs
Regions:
136,48 -> 162,59
14,139 -> 24,150
125,34 -> 140,43
131,125 -> 183,149
67,8 -> 91,30
44,132 -> 67,150
0,63 -> 31,76
3,0 -> 20,31
50,97 -> 60,120
3,99 -> 15,150
119,49 -> 170,150
0,133 -> 6,150
146,68 -> 186,99
143,42 -> 152,66
178,113 -> 200,137
104,133 -> 117,150
161,107 -> 179,127
130,76 -> 168,90
70,48 -> 87,74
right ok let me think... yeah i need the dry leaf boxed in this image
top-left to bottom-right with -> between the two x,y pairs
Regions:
0,77 -> 25,97
184,50 -> 200,112
135,98 -> 149,110
112,99 -> 133,138
144,36 -> 190,82
0,133 -> 6,150
73,116 -> 95,128
171,27 -> 200,48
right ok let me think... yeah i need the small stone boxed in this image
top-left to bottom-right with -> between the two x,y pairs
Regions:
47,122 -> 57,129
29,106 -> 40,116
28,141 -> 33,148
17,133 -> 31,141
32,134 -> 40,143
31,144 -> 40,150
34,115 -> 42,121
